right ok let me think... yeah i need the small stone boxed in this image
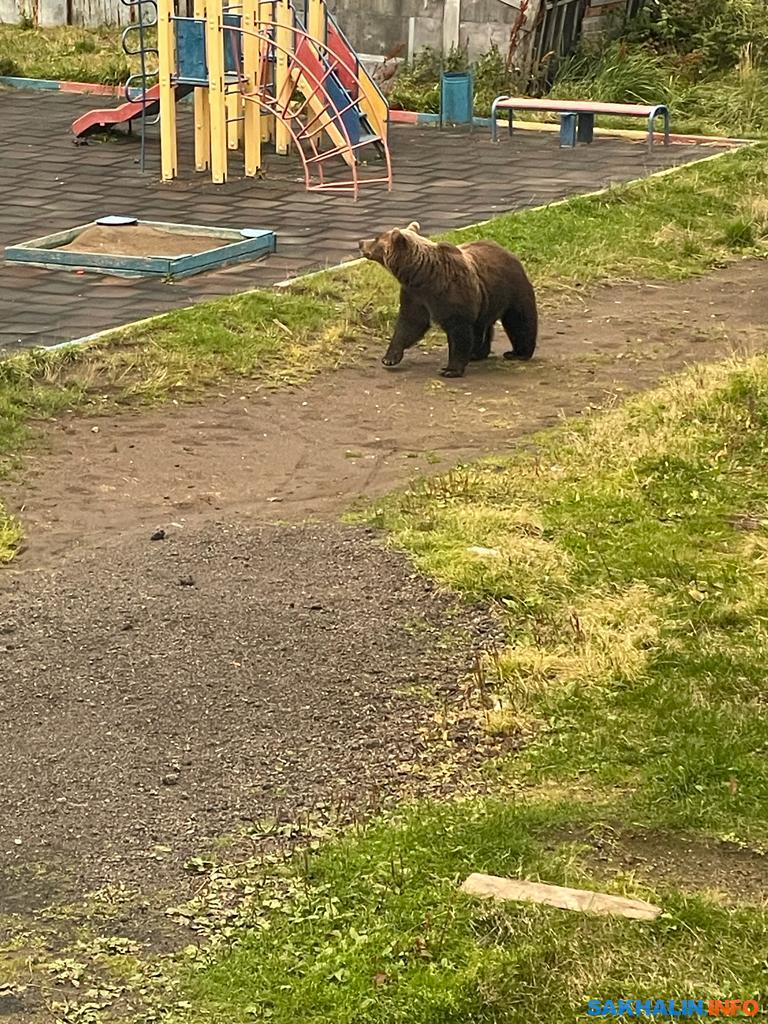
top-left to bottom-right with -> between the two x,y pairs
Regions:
162,774 -> 180,787
150,529 -> 166,541
178,576 -> 195,587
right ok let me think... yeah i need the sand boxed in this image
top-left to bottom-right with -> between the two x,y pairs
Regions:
59,223 -> 232,258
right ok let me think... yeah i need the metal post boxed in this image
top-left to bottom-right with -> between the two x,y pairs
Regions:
157,0 -> 178,180
206,0 -> 229,182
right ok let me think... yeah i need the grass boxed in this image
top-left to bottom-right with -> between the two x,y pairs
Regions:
0,24 -> 142,84
364,355 -> 768,841
0,142 -> 767,563
168,352 -> 768,1024
549,39 -> 768,140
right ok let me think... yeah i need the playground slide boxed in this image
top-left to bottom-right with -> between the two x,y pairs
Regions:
71,83 -> 194,139
292,34 -> 361,166
291,11 -> 386,164
325,13 -> 388,145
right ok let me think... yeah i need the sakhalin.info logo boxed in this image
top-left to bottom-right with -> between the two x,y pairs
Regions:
586,999 -> 761,1017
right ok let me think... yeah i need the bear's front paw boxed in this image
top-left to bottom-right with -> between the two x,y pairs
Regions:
382,352 -> 404,367
503,350 -> 533,361
440,366 -> 465,378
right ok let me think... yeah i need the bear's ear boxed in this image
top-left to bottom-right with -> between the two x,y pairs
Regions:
390,228 -> 406,247
406,221 -> 421,234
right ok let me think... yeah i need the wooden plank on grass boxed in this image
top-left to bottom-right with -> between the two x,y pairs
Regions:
460,873 -> 661,921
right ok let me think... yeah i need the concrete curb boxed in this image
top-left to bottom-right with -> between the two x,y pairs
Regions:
0,75 -> 120,95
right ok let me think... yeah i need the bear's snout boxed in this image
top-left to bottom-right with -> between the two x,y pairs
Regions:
358,238 -> 373,257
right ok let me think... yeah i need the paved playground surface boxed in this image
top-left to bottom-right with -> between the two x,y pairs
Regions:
0,89 -> 729,352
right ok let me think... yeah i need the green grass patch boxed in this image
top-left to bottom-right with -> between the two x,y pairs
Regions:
0,24 -> 141,84
172,352 -> 768,1024
362,354 -> 768,843
182,802 -> 767,1023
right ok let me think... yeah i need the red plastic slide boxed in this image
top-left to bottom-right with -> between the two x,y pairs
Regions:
326,19 -> 359,99
71,84 -> 162,138
71,83 -> 193,139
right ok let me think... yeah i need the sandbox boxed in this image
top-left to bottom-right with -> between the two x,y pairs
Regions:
4,217 -> 277,277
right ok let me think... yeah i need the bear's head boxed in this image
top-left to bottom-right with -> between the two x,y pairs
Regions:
358,221 -> 423,268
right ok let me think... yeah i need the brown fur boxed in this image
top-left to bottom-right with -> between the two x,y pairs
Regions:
359,221 -> 538,377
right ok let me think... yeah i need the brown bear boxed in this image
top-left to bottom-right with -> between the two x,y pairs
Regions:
358,221 -> 537,378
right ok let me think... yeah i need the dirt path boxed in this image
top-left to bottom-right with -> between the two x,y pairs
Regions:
7,261 -> 767,571
0,523 -> 498,907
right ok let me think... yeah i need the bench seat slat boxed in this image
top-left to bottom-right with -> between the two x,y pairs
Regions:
493,97 -> 665,117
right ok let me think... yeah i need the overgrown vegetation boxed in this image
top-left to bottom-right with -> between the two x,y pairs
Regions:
388,0 -> 768,138
389,44 -> 520,121
552,38 -> 768,139
1,143 -> 767,561
168,352 -> 768,1023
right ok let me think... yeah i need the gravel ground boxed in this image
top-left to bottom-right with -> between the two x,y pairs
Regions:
0,522 -> 497,911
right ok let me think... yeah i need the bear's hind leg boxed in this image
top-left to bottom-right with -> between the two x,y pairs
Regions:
470,323 -> 493,361
441,320 -> 474,378
382,288 -> 431,367
501,303 -> 537,362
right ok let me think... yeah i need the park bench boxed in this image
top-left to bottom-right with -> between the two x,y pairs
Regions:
490,96 -> 671,150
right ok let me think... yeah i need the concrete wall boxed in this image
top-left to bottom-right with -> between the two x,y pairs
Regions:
327,0 -> 521,60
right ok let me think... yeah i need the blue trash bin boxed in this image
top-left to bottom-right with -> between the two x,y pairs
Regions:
440,71 -> 474,127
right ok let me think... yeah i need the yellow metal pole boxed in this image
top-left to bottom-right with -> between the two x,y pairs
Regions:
193,0 -> 211,171
206,0 -> 228,182
226,90 -> 243,150
258,0 -> 274,144
273,0 -> 292,156
157,0 -> 178,181
306,0 -> 324,44
241,0 -> 261,175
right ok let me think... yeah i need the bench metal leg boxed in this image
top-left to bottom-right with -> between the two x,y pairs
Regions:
577,112 -> 594,144
490,96 -> 509,143
559,112 -> 577,148
647,104 -> 670,150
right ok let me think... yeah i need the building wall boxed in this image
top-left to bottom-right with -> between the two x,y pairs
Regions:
581,0 -> 628,36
